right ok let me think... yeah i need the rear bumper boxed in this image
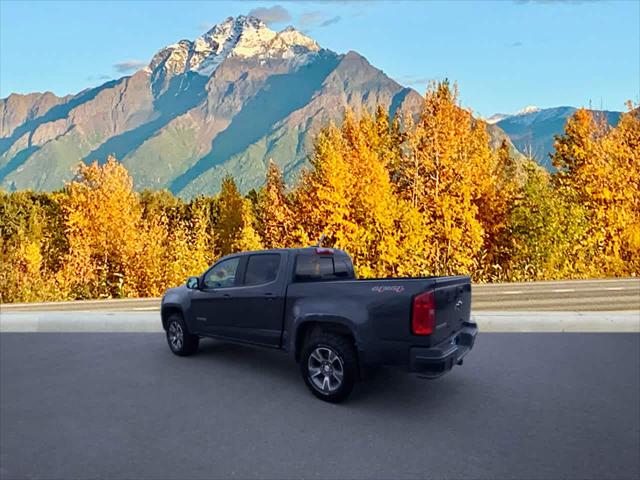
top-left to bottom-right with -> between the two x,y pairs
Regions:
409,321 -> 478,378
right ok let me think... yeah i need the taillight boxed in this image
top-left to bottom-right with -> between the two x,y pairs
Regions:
315,247 -> 334,255
412,290 -> 436,335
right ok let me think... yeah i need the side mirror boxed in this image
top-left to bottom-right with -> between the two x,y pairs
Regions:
186,276 -> 200,290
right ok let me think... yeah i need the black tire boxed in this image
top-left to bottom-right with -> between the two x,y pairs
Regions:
300,332 -> 357,403
166,314 -> 199,356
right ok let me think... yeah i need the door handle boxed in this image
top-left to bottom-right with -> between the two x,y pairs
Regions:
264,292 -> 275,300
222,293 -> 231,298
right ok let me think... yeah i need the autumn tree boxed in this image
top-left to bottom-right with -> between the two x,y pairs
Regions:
552,106 -> 640,275
162,203 -> 214,289
505,161 -> 590,280
139,189 -> 185,226
475,139 -> 521,280
256,160 -> 307,248
130,190 -> 216,295
216,176 -> 244,255
606,105 -> 640,272
371,105 -> 404,170
58,157 -> 144,298
293,123 -> 351,246
396,80 -> 496,275
0,191 -> 66,302
294,110 -> 426,277
216,176 -> 262,255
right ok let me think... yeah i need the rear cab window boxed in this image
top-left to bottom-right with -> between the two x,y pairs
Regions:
294,252 -> 355,282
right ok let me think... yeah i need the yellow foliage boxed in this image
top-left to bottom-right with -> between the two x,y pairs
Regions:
1,89 -> 637,303
56,157 -> 215,300
398,81 -> 491,276
215,176 -> 262,255
553,105 -> 640,276
293,110 -> 427,277
60,157 -> 142,298
234,198 -> 263,252
257,160 -> 307,248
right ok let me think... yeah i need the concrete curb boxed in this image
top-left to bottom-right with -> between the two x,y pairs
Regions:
472,311 -> 640,333
0,298 -> 162,312
1,310 -> 638,333
0,312 -> 162,332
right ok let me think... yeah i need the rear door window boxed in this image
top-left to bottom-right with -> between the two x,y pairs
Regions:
243,254 -> 281,286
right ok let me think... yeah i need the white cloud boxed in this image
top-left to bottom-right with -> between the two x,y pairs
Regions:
248,5 -> 292,25
86,74 -> 112,81
299,11 -> 325,26
395,75 -> 432,88
299,11 -> 342,29
113,60 -> 147,73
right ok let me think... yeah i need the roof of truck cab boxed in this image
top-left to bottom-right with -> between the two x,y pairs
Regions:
236,247 -> 350,256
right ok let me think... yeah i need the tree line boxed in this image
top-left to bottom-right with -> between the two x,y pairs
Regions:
1,81 -> 638,302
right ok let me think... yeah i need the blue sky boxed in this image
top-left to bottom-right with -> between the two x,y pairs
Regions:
0,0 -> 638,116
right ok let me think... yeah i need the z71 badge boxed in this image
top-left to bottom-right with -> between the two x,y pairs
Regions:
371,285 -> 405,293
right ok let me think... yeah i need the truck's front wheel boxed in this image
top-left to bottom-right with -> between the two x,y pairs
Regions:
166,314 -> 199,356
300,333 -> 357,403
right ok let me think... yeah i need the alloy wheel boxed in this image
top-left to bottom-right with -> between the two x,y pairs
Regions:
307,346 -> 344,394
168,321 -> 184,351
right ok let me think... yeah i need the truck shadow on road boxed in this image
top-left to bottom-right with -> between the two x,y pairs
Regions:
190,338 -> 467,409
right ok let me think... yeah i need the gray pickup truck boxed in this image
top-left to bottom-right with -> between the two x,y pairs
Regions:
161,247 -> 478,402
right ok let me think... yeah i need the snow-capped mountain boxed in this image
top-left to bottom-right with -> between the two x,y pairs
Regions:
486,105 -> 541,124
0,16 -> 425,195
148,16 -> 320,93
493,106 -> 621,168
0,15 -> 517,196
486,113 -> 509,124
515,105 -> 541,116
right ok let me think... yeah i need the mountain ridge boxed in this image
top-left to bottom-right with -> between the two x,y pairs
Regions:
0,15 -> 519,196
493,106 -> 622,168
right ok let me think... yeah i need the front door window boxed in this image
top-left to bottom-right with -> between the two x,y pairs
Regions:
203,257 -> 240,289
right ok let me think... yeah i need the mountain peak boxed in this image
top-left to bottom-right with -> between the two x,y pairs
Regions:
148,16 -> 320,82
486,105 -> 541,124
216,15 -> 266,30
486,113 -> 509,124
201,15 -> 269,44
515,105 -> 541,115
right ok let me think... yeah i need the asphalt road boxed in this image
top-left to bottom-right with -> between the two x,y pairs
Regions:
1,333 -> 638,480
2,278 -> 638,313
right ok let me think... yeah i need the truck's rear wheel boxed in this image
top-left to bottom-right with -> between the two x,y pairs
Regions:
300,333 -> 357,403
166,314 -> 199,356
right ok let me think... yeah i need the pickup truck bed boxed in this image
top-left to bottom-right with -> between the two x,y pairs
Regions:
285,276 -> 475,374
161,247 -> 478,402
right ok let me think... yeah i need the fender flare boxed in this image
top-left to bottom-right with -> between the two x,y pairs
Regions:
160,303 -> 185,330
291,314 -> 360,359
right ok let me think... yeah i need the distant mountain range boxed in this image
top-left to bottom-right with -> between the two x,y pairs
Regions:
0,15 -> 619,196
488,106 -> 622,169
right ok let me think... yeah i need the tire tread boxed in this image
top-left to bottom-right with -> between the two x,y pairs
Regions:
300,332 -> 357,403
166,313 -> 199,356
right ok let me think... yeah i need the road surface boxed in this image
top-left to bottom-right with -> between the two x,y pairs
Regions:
1,333 -> 638,479
2,278 -> 638,313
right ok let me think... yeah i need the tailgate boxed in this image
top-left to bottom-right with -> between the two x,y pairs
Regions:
430,276 -> 472,344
